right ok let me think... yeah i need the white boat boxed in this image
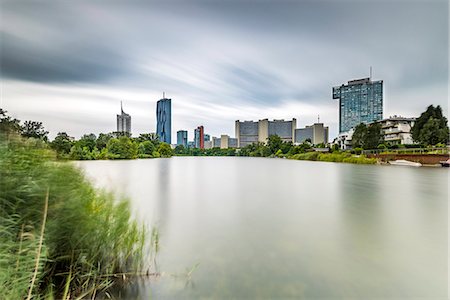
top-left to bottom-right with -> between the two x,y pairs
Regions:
389,159 -> 422,167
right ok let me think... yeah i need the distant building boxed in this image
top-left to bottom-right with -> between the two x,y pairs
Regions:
295,123 -> 329,145
156,96 -> 171,144
204,134 -> 210,142
235,120 -> 259,147
333,77 -> 383,133
194,126 -> 204,149
212,137 -> 221,148
204,140 -> 213,149
228,137 -> 238,148
235,118 -> 296,147
187,141 -> 195,148
176,130 -> 188,148
376,116 -> 416,145
117,101 -> 131,134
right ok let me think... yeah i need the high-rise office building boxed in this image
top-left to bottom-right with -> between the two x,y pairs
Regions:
333,77 -> 383,133
235,121 -> 259,147
156,96 -> 171,143
117,101 -> 131,134
235,118 -> 296,147
177,130 -> 188,147
194,126 -> 204,149
295,123 -> 329,145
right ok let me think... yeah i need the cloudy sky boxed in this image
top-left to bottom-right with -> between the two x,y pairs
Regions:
1,0 -> 448,141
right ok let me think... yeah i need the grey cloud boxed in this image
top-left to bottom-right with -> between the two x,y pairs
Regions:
0,0 -> 448,139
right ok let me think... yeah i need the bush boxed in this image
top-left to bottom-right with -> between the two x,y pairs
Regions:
351,147 -> 363,155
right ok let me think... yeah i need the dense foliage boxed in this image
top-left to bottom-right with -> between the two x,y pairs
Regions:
65,134 -> 173,160
352,123 -> 384,150
0,134 -> 147,299
0,109 -> 173,160
411,105 -> 449,146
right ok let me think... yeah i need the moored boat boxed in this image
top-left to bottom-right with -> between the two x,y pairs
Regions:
439,158 -> 450,167
389,159 -> 422,167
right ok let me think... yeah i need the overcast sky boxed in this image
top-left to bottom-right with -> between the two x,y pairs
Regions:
1,0 -> 448,141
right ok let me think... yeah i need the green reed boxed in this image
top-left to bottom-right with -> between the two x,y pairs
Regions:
0,135 -> 147,299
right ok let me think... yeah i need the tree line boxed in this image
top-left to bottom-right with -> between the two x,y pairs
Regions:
0,109 -> 173,159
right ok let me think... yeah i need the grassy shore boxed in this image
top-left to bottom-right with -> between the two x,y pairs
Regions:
288,151 -> 378,164
0,135 -> 146,299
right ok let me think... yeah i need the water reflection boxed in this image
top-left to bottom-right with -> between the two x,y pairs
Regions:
78,158 -> 448,299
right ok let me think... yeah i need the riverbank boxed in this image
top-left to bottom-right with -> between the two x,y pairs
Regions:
287,151 -> 377,164
367,153 -> 449,165
0,135 -> 147,299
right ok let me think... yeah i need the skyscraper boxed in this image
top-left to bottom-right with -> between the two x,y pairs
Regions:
194,126 -> 204,149
156,96 -> 171,143
333,77 -> 383,133
117,101 -> 131,134
177,130 -> 188,147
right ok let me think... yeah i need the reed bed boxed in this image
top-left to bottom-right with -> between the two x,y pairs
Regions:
0,135 -> 147,299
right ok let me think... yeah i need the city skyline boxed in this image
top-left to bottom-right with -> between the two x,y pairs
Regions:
1,1 -> 448,140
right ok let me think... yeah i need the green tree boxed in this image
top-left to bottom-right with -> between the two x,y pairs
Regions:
137,133 -> 159,143
267,135 -> 283,154
138,140 -> 156,156
157,143 -> 173,157
412,105 -> 449,145
78,133 -> 97,151
0,109 -> 21,135
96,133 -> 113,150
106,137 -> 138,159
21,120 -> 49,141
418,117 -> 449,146
174,145 -> 186,155
51,132 -> 73,155
365,123 -> 384,149
352,123 -> 367,149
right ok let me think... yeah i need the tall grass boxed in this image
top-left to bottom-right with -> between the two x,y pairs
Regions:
0,135 -> 147,298
289,151 -> 377,164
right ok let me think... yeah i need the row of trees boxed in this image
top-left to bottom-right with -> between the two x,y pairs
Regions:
0,109 -> 173,160
351,105 -> 449,150
171,135 -> 320,158
52,132 -> 173,160
2,104 -> 448,160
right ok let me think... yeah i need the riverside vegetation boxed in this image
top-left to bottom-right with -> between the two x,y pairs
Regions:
0,123 -> 148,297
1,104 -> 448,165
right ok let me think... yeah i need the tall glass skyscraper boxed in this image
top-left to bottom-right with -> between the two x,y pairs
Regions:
156,97 -> 171,144
177,130 -> 188,147
333,77 -> 383,133
117,101 -> 131,134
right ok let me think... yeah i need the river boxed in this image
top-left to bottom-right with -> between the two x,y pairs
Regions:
78,157 -> 448,299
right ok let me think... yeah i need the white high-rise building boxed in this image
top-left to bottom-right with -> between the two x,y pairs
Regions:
117,101 -> 131,134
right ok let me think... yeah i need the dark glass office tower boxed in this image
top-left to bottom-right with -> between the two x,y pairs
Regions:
333,77 -> 383,133
156,97 -> 171,143
177,130 -> 188,147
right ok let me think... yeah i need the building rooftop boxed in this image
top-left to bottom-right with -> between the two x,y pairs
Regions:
336,77 -> 383,87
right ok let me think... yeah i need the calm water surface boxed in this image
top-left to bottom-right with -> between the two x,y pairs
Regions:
78,157 -> 448,299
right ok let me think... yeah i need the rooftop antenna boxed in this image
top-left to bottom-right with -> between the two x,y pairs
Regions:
370,66 -> 372,80
163,92 -> 165,99
318,114 -> 320,123
121,100 -> 123,113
